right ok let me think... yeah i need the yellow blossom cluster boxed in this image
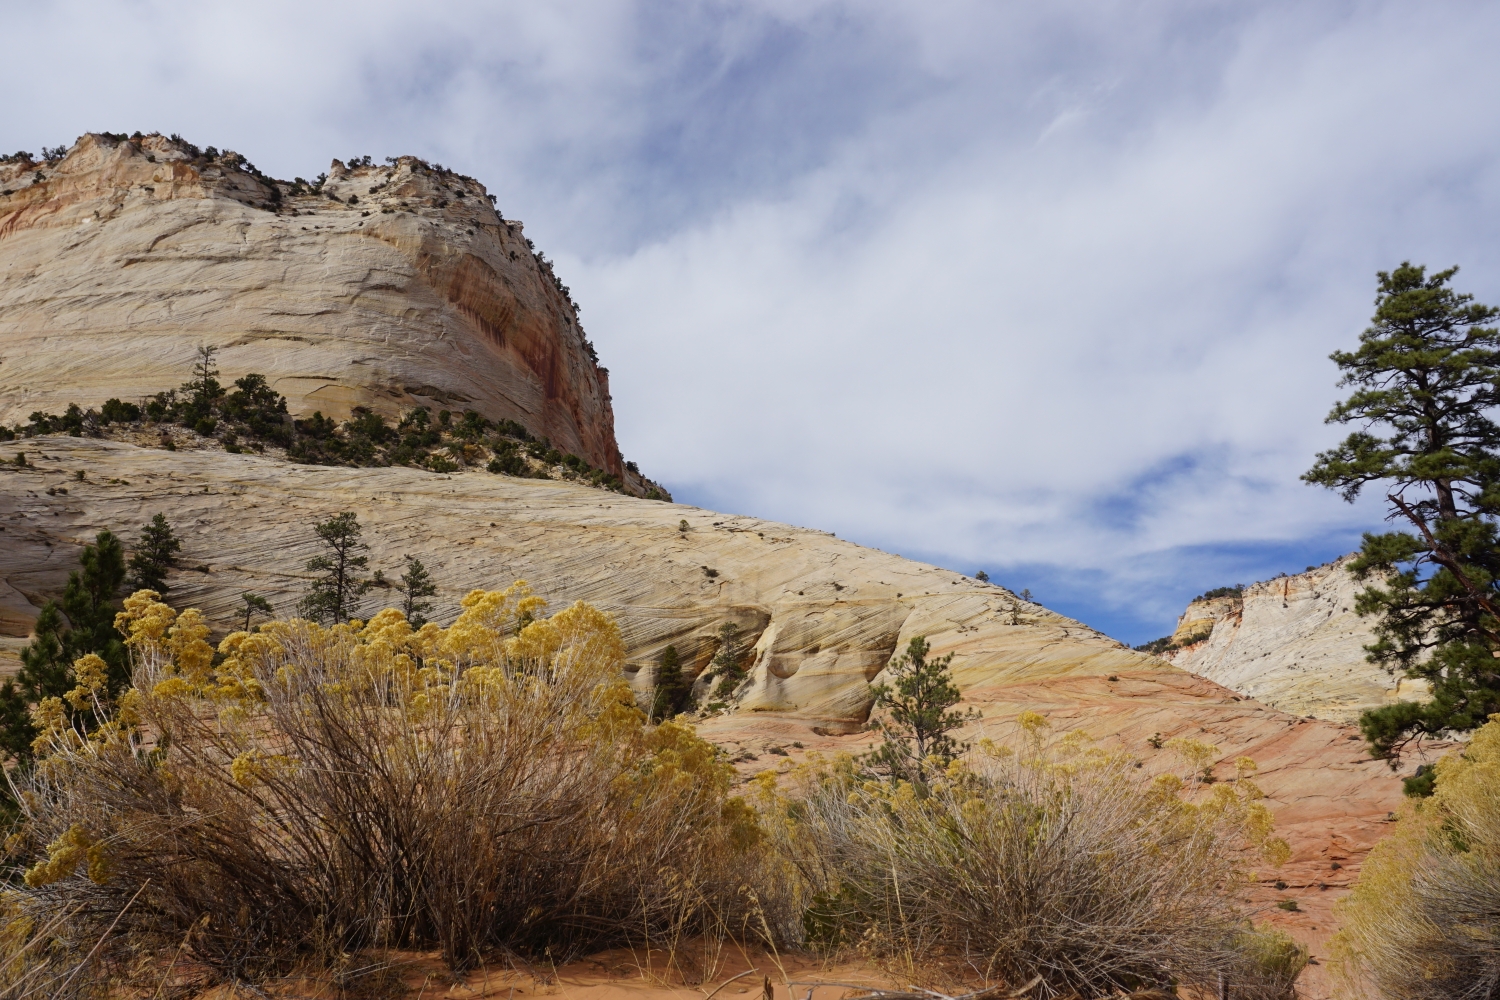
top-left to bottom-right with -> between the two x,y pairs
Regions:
24,824 -> 110,888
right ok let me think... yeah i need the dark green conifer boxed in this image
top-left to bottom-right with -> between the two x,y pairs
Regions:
298,512 -> 372,625
710,623 -> 746,699
2,530 -> 129,771
397,555 -> 438,628
127,512 -> 182,593
240,592 -> 273,632
650,645 -> 690,722
864,635 -> 979,784
1304,263 -> 1500,765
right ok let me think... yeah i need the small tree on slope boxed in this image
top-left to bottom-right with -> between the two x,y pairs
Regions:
649,645 -> 690,722
127,512 -> 182,593
0,530 -> 128,771
297,512 -> 372,625
1304,262 -> 1500,764
397,555 -> 438,628
864,635 -> 979,784
240,592 -> 273,632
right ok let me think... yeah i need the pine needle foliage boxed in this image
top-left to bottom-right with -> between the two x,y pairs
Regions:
1303,262 -> 1500,760
297,512 -> 372,625
650,644 -> 690,722
125,513 -> 181,593
239,592 -> 273,632
865,636 -> 979,783
396,555 -> 438,628
709,623 -> 747,699
0,531 -> 129,821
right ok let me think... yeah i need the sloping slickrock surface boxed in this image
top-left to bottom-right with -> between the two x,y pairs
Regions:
0,134 -> 624,474
1161,558 -> 1426,724
0,437 -> 1433,995
0,437 -> 1145,725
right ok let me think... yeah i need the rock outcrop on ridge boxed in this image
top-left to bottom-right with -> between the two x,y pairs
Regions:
0,134 -> 627,475
1159,557 -> 1427,724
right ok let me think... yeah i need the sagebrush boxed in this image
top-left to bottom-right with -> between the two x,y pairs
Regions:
758,714 -> 1302,999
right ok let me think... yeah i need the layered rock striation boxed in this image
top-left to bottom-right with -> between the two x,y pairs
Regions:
0,134 -> 627,475
0,435 -> 1147,723
1159,557 -> 1427,724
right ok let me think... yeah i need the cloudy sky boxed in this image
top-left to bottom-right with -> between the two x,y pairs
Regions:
8,0 -> 1500,643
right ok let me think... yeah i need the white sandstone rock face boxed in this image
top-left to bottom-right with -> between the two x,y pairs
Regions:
0,435 -> 1153,723
0,134 -> 627,476
1161,557 -> 1427,723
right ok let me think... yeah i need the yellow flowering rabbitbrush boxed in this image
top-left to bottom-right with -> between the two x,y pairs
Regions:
1333,714 -> 1500,999
10,582 -> 778,979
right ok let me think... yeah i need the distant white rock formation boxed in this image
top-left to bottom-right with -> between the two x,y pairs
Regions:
1159,556 -> 1428,724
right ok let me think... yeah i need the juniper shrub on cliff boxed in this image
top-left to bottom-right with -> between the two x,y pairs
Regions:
11,354 -> 644,493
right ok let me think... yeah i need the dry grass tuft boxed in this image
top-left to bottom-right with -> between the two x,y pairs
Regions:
4,583 -> 777,985
756,716 -> 1302,999
1333,714 -> 1500,1000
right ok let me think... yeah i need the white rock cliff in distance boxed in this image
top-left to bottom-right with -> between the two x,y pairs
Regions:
0,133 -> 627,475
1159,557 -> 1428,724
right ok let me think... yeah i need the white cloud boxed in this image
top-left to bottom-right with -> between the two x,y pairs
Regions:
5,0 -> 1500,638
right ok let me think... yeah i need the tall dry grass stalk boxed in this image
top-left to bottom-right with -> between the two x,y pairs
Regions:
4,583 -> 777,983
756,714 -> 1303,999
1333,715 -> 1500,1000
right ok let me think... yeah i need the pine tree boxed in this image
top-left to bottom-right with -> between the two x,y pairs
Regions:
186,345 -> 223,408
127,512 -> 182,592
240,592 -> 273,632
1304,263 -> 1500,763
397,555 -> 438,627
2,530 -> 129,770
709,622 -> 746,699
864,636 -> 979,783
297,512 -> 372,625
0,679 -> 32,772
7,603 -> 71,763
650,645 -> 690,722
60,529 -> 129,691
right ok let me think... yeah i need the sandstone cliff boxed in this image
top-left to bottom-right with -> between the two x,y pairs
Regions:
0,134 -> 629,475
1160,557 -> 1427,724
0,435 -> 1147,722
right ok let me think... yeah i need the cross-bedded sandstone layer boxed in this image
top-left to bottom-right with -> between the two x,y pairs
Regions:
0,134 -> 627,475
0,435 -> 1431,989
